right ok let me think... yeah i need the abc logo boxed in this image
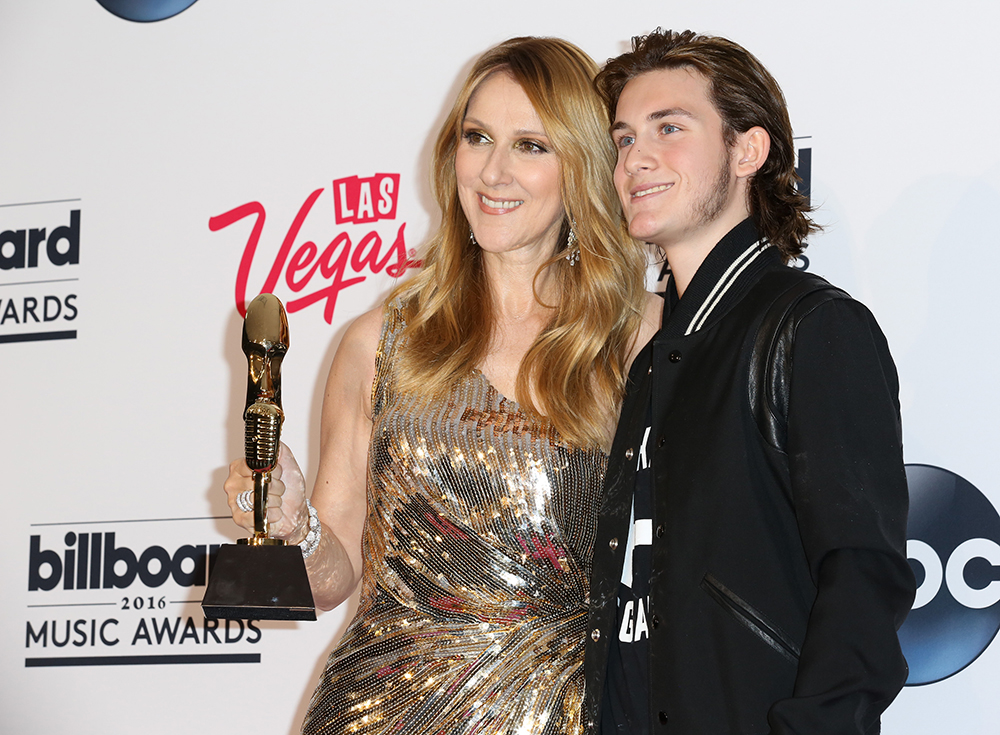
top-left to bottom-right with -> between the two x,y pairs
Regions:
96,0 -> 199,22
900,464 -> 1000,685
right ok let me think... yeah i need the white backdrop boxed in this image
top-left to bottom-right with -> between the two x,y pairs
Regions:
2,1 -> 998,733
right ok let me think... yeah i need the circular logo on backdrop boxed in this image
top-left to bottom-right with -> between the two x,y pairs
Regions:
96,0 -> 200,22
900,464 -> 1000,685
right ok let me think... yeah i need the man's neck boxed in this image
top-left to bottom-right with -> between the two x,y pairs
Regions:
657,210 -> 750,298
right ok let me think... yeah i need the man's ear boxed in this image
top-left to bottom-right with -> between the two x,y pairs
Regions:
734,126 -> 770,179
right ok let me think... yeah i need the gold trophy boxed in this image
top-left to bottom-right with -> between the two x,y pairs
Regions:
202,294 -> 316,621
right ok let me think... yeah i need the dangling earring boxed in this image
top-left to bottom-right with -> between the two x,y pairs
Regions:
469,229 -> 478,246
564,222 -> 580,266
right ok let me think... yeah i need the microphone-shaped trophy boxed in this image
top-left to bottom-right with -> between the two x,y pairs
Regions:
202,293 -> 316,621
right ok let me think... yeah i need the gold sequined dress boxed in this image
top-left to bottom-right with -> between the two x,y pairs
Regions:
301,304 -> 606,735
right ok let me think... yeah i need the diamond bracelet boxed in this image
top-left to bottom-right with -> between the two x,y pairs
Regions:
299,499 -> 321,559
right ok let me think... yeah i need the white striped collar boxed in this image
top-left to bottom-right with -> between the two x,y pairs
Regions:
684,239 -> 770,335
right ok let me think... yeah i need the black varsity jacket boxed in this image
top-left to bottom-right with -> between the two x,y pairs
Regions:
584,219 -> 915,735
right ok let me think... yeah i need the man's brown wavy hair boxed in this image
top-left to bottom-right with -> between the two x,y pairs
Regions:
596,29 -> 818,261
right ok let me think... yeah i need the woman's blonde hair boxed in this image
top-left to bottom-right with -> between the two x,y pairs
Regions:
389,36 -> 647,448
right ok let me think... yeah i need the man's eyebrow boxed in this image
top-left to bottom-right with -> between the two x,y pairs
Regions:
649,107 -> 694,121
610,107 -> 696,135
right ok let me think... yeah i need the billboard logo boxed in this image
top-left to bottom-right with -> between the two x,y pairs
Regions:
0,210 -> 79,270
95,0 -> 200,23
794,139 -> 812,205
1,203 -> 81,344
791,137 -> 812,271
24,520 -> 262,667
901,464 -> 1000,685
28,532 -> 215,591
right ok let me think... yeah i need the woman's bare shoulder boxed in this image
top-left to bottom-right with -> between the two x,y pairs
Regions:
340,304 -> 385,359
629,291 -> 664,367
642,290 -> 663,325
325,304 -> 385,408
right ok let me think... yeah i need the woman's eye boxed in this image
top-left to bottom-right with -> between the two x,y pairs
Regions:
517,139 -> 549,154
463,130 -> 490,146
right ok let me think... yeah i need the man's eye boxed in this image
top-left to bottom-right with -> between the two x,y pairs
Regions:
616,135 -> 634,148
661,124 -> 680,135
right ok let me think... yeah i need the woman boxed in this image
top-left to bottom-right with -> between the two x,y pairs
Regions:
225,37 -> 659,734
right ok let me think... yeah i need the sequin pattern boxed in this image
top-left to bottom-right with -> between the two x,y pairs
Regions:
301,304 -> 606,735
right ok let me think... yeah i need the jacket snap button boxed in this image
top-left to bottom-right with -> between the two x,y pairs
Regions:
656,524 -> 665,538
668,350 -> 681,363
657,435 -> 665,448
625,447 -> 634,460
651,614 -> 660,628
591,628 -> 601,642
658,711 -> 668,724
609,537 -> 619,550
647,364 -> 653,374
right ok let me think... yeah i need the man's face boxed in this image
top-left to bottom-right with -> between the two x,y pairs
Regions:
611,66 -> 741,250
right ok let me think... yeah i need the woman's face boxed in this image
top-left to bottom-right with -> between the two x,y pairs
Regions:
455,72 -> 565,261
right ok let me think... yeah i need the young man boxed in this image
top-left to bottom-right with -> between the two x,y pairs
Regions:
584,30 -> 915,735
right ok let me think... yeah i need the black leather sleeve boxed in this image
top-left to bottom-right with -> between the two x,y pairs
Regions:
766,297 -> 916,735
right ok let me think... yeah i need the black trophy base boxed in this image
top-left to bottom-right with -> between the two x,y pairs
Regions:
202,543 -> 316,621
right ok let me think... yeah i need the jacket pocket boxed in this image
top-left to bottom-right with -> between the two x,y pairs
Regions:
700,573 -> 800,664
